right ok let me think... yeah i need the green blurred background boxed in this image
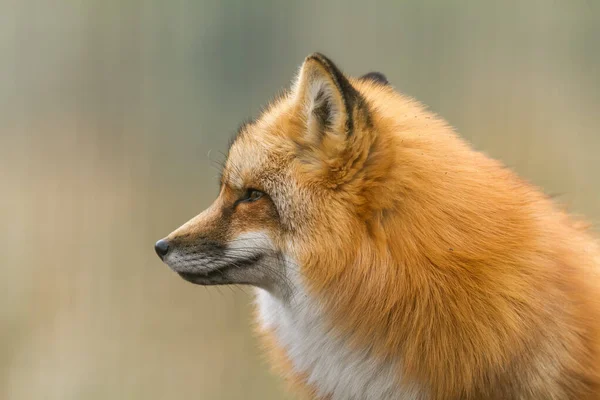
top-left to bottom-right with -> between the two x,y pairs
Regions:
1,1 -> 599,399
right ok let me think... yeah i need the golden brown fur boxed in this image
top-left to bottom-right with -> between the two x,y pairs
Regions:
160,53 -> 600,399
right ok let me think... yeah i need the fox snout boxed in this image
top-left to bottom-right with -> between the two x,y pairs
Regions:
155,230 -> 250,286
155,190 -> 287,292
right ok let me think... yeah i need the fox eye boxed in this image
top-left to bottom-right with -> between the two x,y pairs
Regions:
238,189 -> 264,204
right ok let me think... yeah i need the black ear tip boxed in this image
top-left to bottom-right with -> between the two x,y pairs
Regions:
304,52 -> 336,71
306,52 -> 329,62
307,51 -> 325,59
359,72 -> 389,86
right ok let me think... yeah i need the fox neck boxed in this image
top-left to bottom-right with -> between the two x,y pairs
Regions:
255,257 -> 421,400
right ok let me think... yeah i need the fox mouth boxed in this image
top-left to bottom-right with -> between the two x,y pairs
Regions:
176,254 -> 264,285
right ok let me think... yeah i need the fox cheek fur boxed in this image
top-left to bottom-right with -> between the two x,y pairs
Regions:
156,53 -> 600,400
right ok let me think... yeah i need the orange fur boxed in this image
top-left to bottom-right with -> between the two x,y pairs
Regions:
161,53 -> 600,399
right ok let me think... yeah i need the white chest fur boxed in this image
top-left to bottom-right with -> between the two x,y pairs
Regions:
255,285 -> 421,400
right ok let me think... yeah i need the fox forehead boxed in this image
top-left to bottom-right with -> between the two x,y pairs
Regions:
225,135 -> 269,190
224,96 -> 297,190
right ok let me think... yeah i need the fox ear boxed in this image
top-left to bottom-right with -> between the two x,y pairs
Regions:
359,71 -> 389,86
294,53 -> 361,144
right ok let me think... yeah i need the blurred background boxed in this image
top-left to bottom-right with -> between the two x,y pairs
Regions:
1,1 -> 599,399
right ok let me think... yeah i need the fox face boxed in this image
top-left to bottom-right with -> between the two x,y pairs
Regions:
156,53 -> 389,298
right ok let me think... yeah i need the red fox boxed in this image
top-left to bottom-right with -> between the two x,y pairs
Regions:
155,53 -> 600,399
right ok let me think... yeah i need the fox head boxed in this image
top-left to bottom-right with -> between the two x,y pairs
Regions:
155,53 -> 398,299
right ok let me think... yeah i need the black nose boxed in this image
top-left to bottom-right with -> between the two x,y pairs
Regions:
154,239 -> 170,260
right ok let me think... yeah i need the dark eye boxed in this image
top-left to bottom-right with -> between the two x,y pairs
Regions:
239,189 -> 264,204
